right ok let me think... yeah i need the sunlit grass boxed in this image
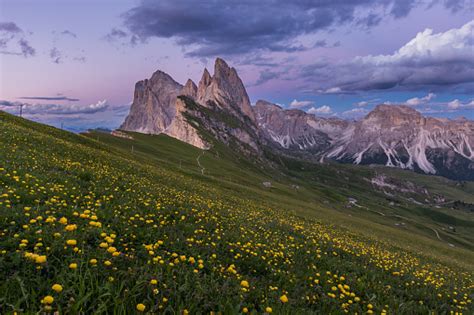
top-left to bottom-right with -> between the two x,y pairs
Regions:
0,112 -> 473,314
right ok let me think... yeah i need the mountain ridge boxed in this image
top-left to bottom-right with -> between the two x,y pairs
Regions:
120,58 -> 474,180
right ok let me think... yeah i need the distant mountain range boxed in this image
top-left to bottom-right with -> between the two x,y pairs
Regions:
121,58 -> 474,180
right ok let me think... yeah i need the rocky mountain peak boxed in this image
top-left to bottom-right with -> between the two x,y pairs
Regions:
371,104 -> 419,114
181,79 -> 197,98
198,68 -> 212,90
323,105 -> 474,179
149,70 -> 179,85
364,104 -> 424,126
254,99 -> 348,152
255,100 -> 282,111
120,70 -> 182,134
214,57 -> 232,78
121,58 -> 261,153
196,58 -> 256,123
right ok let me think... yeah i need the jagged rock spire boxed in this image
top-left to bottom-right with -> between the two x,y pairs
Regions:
197,58 -> 256,123
197,68 -> 212,97
181,79 -> 197,98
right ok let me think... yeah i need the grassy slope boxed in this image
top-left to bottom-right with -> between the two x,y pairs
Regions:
88,129 -> 474,263
0,112 -> 473,314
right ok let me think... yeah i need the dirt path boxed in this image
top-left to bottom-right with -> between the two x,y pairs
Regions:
196,151 -> 205,175
429,227 -> 455,247
430,227 -> 442,241
362,206 -> 455,247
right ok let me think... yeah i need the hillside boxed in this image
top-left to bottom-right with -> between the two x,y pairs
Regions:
0,111 -> 473,314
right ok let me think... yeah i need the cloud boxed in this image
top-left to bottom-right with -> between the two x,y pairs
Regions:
49,47 -> 62,63
73,56 -> 86,63
303,20 -> 474,93
442,0 -> 470,12
18,39 -> 35,57
50,30 -> 85,64
417,99 -> 474,114
323,87 -> 342,94
236,54 -> 279,67
447,99 -> 461,109
61,30 -> 77,38
1,100 -> 131,132
104,28 -> 128,41
308,105 -> 332,115
0,22 -> 22,33
253,69 -> 282,86
313,40 -> 327,48
354,99 -> 381,107
103,28 -> 139,47
0,22 -> 36,57
0,100 -> 21,107
0,100 -> 108,115
390,0 -> 416,18
380,97 -> 474,114
356,13 -> 383,28
341,107 -> 369,118
405,93 -> 436,106
19,96 -> 80,102
289,99 -> 313,108
313,87 -> 354,95
120,0 -> 459,57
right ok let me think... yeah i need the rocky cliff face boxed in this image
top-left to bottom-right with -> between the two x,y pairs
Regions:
254,100 -> 348,153
325,105 -> 474,180
121,58 -> 260,152
164,97 -> 210,149
256,102 -> 474,180
197,58 -> 256,123
121,70 -> 183,134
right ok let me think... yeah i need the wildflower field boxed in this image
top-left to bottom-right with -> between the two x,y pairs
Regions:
0,112 -> 473,314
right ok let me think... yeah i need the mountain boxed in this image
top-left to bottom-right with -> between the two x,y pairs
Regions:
325,105 -> 474,180
121,70 -> 183,134
254,100 -> 349,155
121,58 -> 474,180
258,103 -> 474,180
121,58 -> 260,152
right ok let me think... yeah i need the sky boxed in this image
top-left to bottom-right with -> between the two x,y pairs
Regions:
0,0 -> 473,131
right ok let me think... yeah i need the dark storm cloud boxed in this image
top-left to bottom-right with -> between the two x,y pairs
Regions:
19,96 -> 80,102
308,60 -> 474,94
357,13 -> 383,28
313,40 -> 327,48
121,0 -> 466,57
442,0 -> 469,12
253,69 -> 283,86
236,54 -> 280,67
301,20 -> 474,94
390,0 -> 416,18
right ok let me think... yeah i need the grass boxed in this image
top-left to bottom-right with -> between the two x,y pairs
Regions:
0,111 -> 473,314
